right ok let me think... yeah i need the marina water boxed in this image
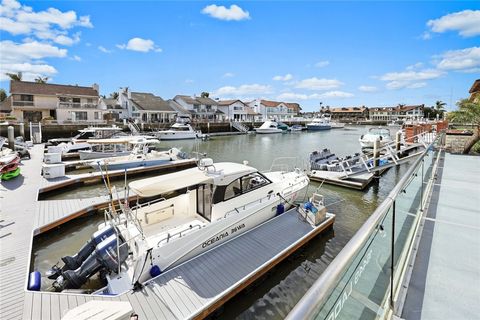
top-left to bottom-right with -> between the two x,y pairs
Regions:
33,125 -> 412,319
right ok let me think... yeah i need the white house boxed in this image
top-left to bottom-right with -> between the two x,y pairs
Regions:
118,88 -> 177,123
217,100 -> 258,121
174,95 -> 225,122
247,99 -> 300,121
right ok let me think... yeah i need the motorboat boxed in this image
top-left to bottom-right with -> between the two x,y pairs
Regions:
78,138 -> 160,160
359,127 -> 392,148
309,148 -> 362,172
155,122 -> 205,140
330,121 -> 345,129
290,125 -> 304,132
255,120 -> 284,134
48,126 -> 125,146
47,158 -> 309,294
0,153 -> 21,181
89,144 -> 185,171
306,117 -> 331,131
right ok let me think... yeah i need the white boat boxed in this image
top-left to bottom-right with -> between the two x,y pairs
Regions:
155,122 -> 205,140
255,120 -> 284,134
330,121 -> 345,129
290,125 -> 304,132
359,127 -> 392,148
306,117 -> 331,131
49,159 -> 309,294
78,138 -> 160,160
48,126 -> 125,145
89,143 -> 184,171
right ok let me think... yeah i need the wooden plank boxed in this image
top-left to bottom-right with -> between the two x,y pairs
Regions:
31,293 -> 42,320
49,293 -> 61,320
133,290 -> 159,320
141,284 -> 171,319
21,291 -> 33,320
167,269 -> 198,313
126,292 -> 148,319
58,294 -> 69,319
41,293 -> 50,320
151,282 -> 184,319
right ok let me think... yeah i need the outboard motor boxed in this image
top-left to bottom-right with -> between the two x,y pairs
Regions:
47,225 -> 115,279
52,234 -> 128,291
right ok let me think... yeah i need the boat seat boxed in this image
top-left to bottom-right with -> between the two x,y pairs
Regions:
141,205 -> 174,225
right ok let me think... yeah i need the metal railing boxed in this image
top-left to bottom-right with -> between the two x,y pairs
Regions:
58,102 -> 99,108
286,133 -> 444,320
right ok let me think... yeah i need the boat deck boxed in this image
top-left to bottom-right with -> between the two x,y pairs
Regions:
401,153 -> 480,319
1,143 -> 335,320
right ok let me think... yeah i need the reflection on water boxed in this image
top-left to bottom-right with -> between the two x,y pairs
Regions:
33,125 -> 412,317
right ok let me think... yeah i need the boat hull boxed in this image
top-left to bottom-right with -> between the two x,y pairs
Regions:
306,125 -> 331,131
79,150 -> 130,160
255,129 -> 283,134
94,159 -> 172,171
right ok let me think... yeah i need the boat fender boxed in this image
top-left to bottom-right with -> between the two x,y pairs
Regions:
276,203 -> 285,216
28,271 -> 41,291
150,265 -> 161,278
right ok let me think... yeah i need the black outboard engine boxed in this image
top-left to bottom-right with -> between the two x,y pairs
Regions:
47,225 -> 115,279
52,234 -> 129,291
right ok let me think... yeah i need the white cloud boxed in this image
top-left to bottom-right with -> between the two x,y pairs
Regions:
406,62 -> 424,70
427,10 -> 480,37
213,84 -> 272,97
406,82 -> 427,89
314,60 -> 330,68
71,55 -> 81,61
98,45 -> 112,53
222,72 -> 235,78
358,85 -> 378,92
185,79 -> 194,84
0,40 -> 66,81
380,69 -> 443,82
201,4 -> 250,21
0,0 -> 92,44
117,37 -> 162,53
386,81 -> 428,90
273,73 -> 293,81
421,31 -> 432,40
435,47 -> 480,72
295,77 -> 343,91
277,91 -> 354,100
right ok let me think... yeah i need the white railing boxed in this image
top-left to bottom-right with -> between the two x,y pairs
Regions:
58,102 -> 99,109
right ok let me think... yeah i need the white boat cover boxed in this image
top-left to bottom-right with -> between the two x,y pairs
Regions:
129,162 -> 257,197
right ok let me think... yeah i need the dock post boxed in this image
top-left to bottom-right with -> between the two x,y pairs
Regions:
8,126 -> 15,148
19,122 -> 25,138
374,137 -> 380,177
396,131 -> 402,152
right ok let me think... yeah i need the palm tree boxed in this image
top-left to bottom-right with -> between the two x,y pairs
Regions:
0,88 -> 6,102
5,72 -> 22,81
434,100 -> 446,118
109,92 -> 119,99
34,76 -> 49,83
448,98 -> 480,154
200,92 -> 209,98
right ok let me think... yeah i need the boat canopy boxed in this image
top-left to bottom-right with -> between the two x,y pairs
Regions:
129,162 -> 257,197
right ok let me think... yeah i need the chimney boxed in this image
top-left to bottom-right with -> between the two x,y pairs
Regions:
92,83 -> 99,94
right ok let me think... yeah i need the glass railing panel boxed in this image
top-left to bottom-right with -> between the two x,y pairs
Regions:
314,206 -> 394,320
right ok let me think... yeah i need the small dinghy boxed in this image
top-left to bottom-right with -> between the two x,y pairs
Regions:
0,154 -> 21,181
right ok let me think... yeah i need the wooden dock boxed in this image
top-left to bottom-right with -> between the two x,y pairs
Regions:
23,210 -> 334,320
1,143 -> 336,320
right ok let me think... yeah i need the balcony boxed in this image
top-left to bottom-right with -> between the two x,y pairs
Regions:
57,102 -> 99,109
12,101 -> 34,107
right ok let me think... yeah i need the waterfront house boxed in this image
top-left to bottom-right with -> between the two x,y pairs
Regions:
0,97 -> 12,119
369,105 -> 424,121
119,88 -> 177,123
217,100 -> 258,121
173,95 -> 224,122
330,106 -> 369,122
7,80 -> 103,123
99,97 -> 125,122
167,99 -> 191,119
469,79 -> 480,103
248,99 -> 300,121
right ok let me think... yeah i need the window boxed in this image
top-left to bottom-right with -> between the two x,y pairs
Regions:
87,98 -> 94,104
241,173 -> 268,192
224,179 -> 241,201
72,111 -> 87,121
94,112 -> 99,120
193,104 -> 200,110
20,95 -> 33,101
72,98 -> 81,103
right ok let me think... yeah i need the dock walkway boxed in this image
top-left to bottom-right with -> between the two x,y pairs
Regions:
401,153 -> 480,319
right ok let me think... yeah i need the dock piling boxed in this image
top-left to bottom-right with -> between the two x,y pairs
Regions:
373,138 -> 380,177
19,122 -> 25,138
396,131 -> 402,152
7,125 -> 14,148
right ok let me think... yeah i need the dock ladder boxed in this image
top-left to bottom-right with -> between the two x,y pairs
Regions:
231,121 -> 249,133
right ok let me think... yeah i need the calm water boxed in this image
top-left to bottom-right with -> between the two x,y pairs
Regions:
33,125 -> 411,318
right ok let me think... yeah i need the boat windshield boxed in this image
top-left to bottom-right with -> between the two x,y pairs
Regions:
171,127 -> 191,131
369,128 -> 390,135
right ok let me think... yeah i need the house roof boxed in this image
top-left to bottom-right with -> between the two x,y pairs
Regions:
261,100 -> 300,110
245,107 -> 260,115
217,99 -> 246,106
167,99 -> 191,115
130,92 -> 175,112
101,98 -> 122,109
469,79 -> 480,93
330,107 -> 367,113
10,80 -> 99,96
175,95 -> 218,106
286,102 -> 302,111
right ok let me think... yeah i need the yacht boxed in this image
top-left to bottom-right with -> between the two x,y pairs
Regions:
48,159 -> 309,294
255,120 -> 284,134
306,117 -> 331,131
155,122 -> 205,140
78,138 -> 160,160
359,127 -> 392,148
330,121 -> 345,129
48,126 -> 125,146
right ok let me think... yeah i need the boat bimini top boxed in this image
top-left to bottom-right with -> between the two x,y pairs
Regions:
129,160 -> 258,197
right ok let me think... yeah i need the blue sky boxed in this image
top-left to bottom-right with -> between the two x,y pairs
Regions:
0,1 -> 479,112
